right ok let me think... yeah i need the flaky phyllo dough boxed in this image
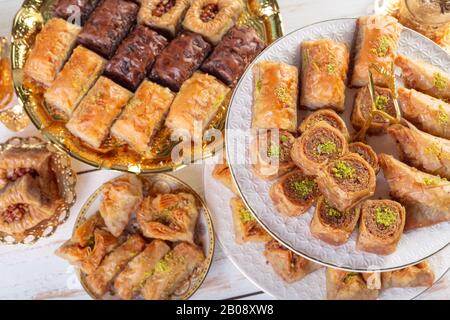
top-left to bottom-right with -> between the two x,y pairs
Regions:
326,269 -> 380,300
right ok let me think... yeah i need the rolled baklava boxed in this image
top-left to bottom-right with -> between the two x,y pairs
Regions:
269,169 -> 320,217
300,39 -> 349,112
290,122 -> 348,176
104,25 -> 168,91
182,0 -> 243,45
351,15 -> 401,87
77,0 -> 139,58
398,87 -> 450,139
150,31 -> 212,92
44,46 -> 106,118
310,197 -> 360,246
252,61 -> 298,131
201,26 -> 265,86
351,85 -> 397,134
299,109 -> 349,141
349,142 -> 379,174
316,153 -> 376,212
395,54 -> 450,102
164,72 -> 230,138
356,199 -> 405,255
326,269 -> 379,300
66,76 -> 133,149
110,81 -> 175,155
24,18 -> 81,87
54,0 -> 99,24
382,261 -> 435,289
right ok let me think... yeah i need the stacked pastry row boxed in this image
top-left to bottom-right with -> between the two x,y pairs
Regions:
24,0 -> 265,153
250,14 -> 450,255
56,175 -> 206,300
212,162 -> 436,300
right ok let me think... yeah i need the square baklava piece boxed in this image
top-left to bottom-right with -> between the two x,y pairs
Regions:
54,0 -> 99,24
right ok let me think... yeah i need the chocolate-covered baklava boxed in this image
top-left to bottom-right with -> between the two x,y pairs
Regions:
299,109 -> 349,141
54,0 -> 99,24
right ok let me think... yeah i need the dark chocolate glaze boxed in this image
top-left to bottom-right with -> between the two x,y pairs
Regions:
54,0 -> 99,24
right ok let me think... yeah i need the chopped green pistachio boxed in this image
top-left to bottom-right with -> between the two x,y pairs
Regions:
316,141 -> 337,155
332,161 -> 355,179
240,208 -> 255,223
371,36 -> 390,57
343,272 -> 359,282
438,105 -> 448,127
423,176 -> 447,186
281,135 -> 288,143
155,259 -> 170,273
327,63 -> 336,75
327,206 -> 342,218
290,179 -> 316,197
425,142 -> 441,156
375,206 -> 397,227
274,86 -> 290,103
374,95 -> 389,111
256,79 -> 262,92
267,144 -> 281,158
433,72 -> 447,90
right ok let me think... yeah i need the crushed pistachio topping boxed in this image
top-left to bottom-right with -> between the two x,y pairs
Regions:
375,206 -> 397,227
268,144 -> 281,158
275,86 -> 290,103
425,142 -> 441,156
155,259 -> 170,273
343,272 -> 359,282
240,208 -> 255,223
371,36 -> 390,57
374,95 -> 389,111
327,63 -> 336,75
281,135 -> 288,143
256,79 -> 262,92
316,141 -> 337,155
290,179 -> 316,198
423,176 -> 447,186
433,72 -> 447,90
332,160 -> 355,179
327,206 -> 342,218
438,105 -> 448,126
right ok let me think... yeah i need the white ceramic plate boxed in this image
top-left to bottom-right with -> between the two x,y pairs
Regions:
203,157 -> 450,299
225,18 -> 450,271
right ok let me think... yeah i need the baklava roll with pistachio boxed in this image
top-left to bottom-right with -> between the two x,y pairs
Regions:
299,109 -> 349,140
300,39 -> 349,112
349,142 -> 379,174
356,199 -> 406,255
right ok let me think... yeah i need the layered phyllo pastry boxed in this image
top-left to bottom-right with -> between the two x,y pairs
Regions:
212,162 -> 238,194
104,25 -> 168,91
381,261 -> 435,289
356,199 -> 405,255
99,175 -> 143,237
230,197 -> 270,243
164,72 -> 230,137
77,0 -> 139,58
397,88 -> 450,140
264,239 -> 321,283
316,153 -> 376,212
349,142 -> 379,174
182,0 -> 243,45
114,240 -> 171,300
351,85 -> 397,134
395,54 -> 450,102
110,81 -> 175,155
86,234 -> 146,297
300,39 -> 349,112
252,61 -> 298,131
251,129 -> 296,180
310,197 -> 360,246
326,269 -> 379,300
72,213 -> 104,247
24,18 -> 80,87
379,153 -> 450,230
138,0 -> 191,38
44,46 -> 106,118
351,15 -> 401,87
299,109 -> 349,141
290,122 -> 348,176
269,169 -> 320,217
150,31 -> 212,92
54,0 -> 99,24
141,242 -> 205,300
388,123 -> 450,180
65,76 -> 133,149
137,193 -> 199,243
201,26 -> 265,86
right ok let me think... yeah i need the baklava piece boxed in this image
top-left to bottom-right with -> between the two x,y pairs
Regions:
351,85 -> 397,134
264,239 -> 321,283
182,0 -> 243,45
99,175 -> 143,237
201,26 -> 265,86
110,81 -> 175,155
351,15 -> 401,87
382,261 -> 435,289
326,269 -> 379,300
54,0 -> 99,24
290,122 -> 348,176
77,0 -> 139,58
300,39 -> 349,112
104,25 -> 168,91
66,76 -> 133,149
252,61 -> 298,131
138,0 -> 191,38
349,142 -> 379,174
149,31 -> 212,92
269,170 -> 320,217
356,199 -> 406,255
45,46 -> 106,118
299,109 -> 349,141
137,193 -> 199,243
24,18 -> 80,87
230,196 -> 270,244
164,72 -> 230,137
212,161 -> 238,194
310,197 -> 360,246
316,153 -> 376,212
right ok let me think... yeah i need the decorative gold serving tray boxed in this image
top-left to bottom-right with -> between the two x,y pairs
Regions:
11,0 -> 284,174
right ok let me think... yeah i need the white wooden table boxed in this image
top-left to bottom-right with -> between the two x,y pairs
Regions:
0,0 -> 448,300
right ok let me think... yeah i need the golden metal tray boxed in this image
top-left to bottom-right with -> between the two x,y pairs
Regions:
10,0 -> 284,173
